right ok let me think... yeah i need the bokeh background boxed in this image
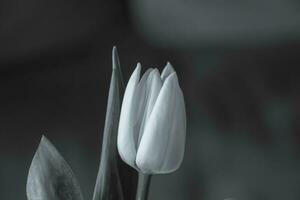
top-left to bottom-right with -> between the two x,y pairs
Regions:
1,0 -> 300,199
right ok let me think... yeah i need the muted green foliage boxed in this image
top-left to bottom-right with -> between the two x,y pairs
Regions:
26,136 -> 84,200
92,47 -> 124,200
26,47 -> 137,200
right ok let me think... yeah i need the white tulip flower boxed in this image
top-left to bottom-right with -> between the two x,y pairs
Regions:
117,62 -> 186,174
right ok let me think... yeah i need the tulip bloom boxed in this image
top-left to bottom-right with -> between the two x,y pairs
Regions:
117,62 -> 186,174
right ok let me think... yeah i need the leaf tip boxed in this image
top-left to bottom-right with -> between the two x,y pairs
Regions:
112,46 -> 119,70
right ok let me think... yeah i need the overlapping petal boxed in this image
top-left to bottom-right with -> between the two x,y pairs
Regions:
161,62 -> 175,82
137,69 -> 162,146
117,64 -> 141,168
135,68 -> 154,137
136,73 -> 186,173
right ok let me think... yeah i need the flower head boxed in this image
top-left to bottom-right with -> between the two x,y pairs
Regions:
117,62 -> 186,174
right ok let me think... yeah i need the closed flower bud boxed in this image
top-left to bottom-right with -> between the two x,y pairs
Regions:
117,62 -> 186,174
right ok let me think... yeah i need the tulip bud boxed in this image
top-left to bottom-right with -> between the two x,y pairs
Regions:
117,62 -> 186,174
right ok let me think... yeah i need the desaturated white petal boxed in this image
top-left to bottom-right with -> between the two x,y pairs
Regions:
135,68 -> 153,124
160,89 -> 186,171
137,69 -> 162,146
136,73 -> 186,174
117,63 -> 141,168
161,62 -> 175,82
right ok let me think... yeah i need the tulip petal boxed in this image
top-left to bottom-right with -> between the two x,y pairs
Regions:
136,73 -> 186,174
161,62 -> 175,82
135,68 -> 153,127
138,69 -> 162,145
26,136 -> 83,200
118,64 -> 141,168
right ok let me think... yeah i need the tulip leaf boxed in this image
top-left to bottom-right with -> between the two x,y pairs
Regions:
93,47 -> 137,200
112,46 -> 124,89
92,47 -> 124,200
113,47 -> 138,200
26,136 -> 84,200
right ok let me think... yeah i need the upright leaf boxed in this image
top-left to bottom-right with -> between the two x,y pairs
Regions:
92,47 -> 124,200
26,136 -> 83,200
113,47 -> 138,200
93,47 -> 138,200
112,46 -> 124,89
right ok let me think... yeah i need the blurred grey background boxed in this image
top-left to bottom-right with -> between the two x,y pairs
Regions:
1,0 -> 300,199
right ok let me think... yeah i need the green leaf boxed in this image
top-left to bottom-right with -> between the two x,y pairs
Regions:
112,46 -> 124,90
26,136 -> 84,200
92,47 -> 124,200
113,47 -> 138,200
92,47 -> 138,200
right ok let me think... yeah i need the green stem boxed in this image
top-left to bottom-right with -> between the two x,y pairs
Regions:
135,173 -> 152,200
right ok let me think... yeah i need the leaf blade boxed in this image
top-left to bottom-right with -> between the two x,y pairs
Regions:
92,47 -> 124,200
26,136 -> 84,200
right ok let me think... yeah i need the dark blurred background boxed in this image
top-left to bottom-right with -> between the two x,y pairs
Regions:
1,0 -> 300,199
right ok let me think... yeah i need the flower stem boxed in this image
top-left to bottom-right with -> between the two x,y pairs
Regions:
135,173 -> 152,200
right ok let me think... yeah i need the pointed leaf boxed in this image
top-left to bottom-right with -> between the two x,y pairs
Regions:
113,48 -> 138,200
26,136 -> 83,200
112,46 -> 124,89
92,68 -> 124,200
93,47 -> 137,200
